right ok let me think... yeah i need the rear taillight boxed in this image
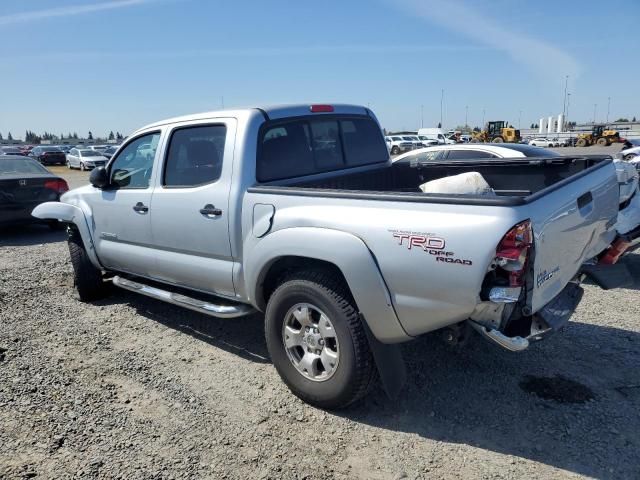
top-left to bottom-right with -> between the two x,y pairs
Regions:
310,104 -> 334,113
44,179 -> 69,194
495,220 -> 532,287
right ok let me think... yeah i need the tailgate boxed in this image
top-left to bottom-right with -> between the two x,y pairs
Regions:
528,161 -> 619,312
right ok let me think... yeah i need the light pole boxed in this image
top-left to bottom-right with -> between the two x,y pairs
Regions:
562,75 -> 569,117
482,108 -> 486,127
440,89 -> 444,127
566,93 -> 571,127
518,110 -> 522,129
593,104 -> 597,124
465,105 -> 468,128
606,97 -> 611,124
421,104 -> 424,128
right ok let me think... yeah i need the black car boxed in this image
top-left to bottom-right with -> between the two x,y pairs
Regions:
102,145 -> 119,160
29,146 -> 67,165
0,146 -> 26,156
0,155 -> 69,228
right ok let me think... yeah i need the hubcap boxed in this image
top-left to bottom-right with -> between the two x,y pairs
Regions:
282,303 -> 339,382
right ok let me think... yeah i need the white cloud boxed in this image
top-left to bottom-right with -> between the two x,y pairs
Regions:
386,0 -> 582,78
0,0 -> 164,26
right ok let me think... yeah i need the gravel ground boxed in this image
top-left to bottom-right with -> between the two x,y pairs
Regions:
1,223 -> 639,480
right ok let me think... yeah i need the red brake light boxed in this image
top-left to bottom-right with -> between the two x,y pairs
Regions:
44,179 -> 69,194
310,104 -> 334,113
495,220 -> 532,287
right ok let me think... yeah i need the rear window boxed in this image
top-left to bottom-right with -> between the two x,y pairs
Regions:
0,158 -> 49,174
257,116 -> 387,182
500,144 -> 558,158
447,149 -> 498,160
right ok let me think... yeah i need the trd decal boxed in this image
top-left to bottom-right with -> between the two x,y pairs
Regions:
536,266 -> 560,288
390,230 -> 473,266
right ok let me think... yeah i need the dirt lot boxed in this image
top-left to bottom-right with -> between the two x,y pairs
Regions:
1,158 -> 639,480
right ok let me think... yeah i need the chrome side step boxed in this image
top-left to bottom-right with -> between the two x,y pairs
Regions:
112,276 -> 255,319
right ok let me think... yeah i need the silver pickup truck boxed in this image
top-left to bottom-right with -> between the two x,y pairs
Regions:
33,104 -> 637,409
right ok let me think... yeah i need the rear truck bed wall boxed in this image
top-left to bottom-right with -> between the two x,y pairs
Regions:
241,159 -> 619,343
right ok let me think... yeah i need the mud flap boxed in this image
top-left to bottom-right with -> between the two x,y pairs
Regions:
535,282 -> 584,331
581,263 -> 633,290
362,319 -> 406,399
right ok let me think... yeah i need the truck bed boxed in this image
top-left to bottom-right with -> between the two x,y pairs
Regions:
254,156 -> 608,206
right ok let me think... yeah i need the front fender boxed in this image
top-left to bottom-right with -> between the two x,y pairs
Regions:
245,227 -> 411,343
32,202 -> 102,269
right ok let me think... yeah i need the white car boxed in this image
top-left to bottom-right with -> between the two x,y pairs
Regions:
529,138 -> 554,147
616,141 -> 640,165
385,136 -> 413,155
66,148 -> 108,171
391,143 -> 558,163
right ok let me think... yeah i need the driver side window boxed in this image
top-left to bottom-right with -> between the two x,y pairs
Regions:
110,132 -> 160,189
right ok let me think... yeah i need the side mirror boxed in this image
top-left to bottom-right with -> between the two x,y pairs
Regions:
90,166 -> 109,189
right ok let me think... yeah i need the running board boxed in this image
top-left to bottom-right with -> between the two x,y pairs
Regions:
112,276 -> 255,319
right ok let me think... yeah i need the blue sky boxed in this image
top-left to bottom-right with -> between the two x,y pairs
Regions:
1,0 -> 638,139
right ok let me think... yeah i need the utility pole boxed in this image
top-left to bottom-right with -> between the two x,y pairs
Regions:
421,104 -> 424,128
606,97 -> 611,123
482,108 -> 486,127
562,75 -> 568,117
566,93 -> 571,126
518,110 -> 522,129
593,103 -> 597,124
440,89 -> 444,128
465,105 -> 468,128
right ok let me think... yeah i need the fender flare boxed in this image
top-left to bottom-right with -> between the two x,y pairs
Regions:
32,202 -> 103,269
245,227 -> 410,344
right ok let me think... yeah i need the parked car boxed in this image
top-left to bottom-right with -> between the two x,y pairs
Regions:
385,136 -> 413,155
417,135 -> 439,147
418,128 -> 456,145
391,143 -> 558,163
86,145 -> 109,152
33,103 -> 638,409
57,145 -> 73,154
616,139 -> 640,164
29,146 -> 66,165
0,146 -> 27,156
0,155 -> 68,228
528,138 -> 554,147
66,148 -> 109,170
102,145 -> 119,160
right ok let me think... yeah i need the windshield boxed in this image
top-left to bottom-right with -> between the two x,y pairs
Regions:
0,158 -> 49,175
41,147 -> 62,152
80,150 -> 102,157
402,137 -> 414,141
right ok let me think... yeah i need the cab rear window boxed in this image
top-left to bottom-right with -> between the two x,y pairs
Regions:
257,116 -> 388,182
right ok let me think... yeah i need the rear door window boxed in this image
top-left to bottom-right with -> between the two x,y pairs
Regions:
257,115 -> 387,182
163,125 -> 226,187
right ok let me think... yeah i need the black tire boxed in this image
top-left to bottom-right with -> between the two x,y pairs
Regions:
391,146 -> 399,155
80,162 -> 86,171
596,137 -> 608,146
265,270 -> 376,409
576,138 -> 588,147
492,136 -> 504,143
68,231 -> 108,302
624,154 -> 637,161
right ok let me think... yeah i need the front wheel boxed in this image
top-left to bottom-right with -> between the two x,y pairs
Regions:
391,146 -> 399,155
265,270 -> 375,409
492,136 -> 504,143
576,138 -> 588,147
624,154 -> 637,161
68,231 -> 109,302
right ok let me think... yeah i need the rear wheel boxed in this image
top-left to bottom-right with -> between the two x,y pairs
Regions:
265,270 -> 375,409
67,161 -> 72,169
492,136 -> 504,143
68,231 -> 108,302
596,137 -> 608,146
576,138 -> 588,147
80,162 -> 86,171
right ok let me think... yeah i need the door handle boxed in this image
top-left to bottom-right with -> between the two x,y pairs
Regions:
200,204 -> 222,217
133,202 -> 149,213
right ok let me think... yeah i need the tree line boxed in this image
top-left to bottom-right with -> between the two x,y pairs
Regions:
0,130 -> 125,143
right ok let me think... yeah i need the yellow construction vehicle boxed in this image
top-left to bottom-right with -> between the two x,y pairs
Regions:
576,125 -> 620,147
471,121 -> 521,143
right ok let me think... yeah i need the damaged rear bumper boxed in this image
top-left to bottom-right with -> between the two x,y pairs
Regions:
468,282 -> 584,352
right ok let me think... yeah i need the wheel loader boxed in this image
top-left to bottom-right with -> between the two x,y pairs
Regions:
471,121 -> 521,143
576,125 -> 620,147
